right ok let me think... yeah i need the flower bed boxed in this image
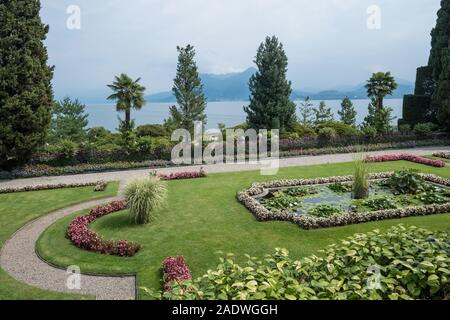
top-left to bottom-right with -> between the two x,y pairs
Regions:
5,160 -> 173,179
237,173 -> 450,230
162,256 -> 192,292
366,154 -> 445,167
157,168 -> 207,181
0,181 -> 108,194
67,200 -> 141,257
433,152 -> 450,160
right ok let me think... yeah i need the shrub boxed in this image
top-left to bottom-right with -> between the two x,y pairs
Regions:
366,154 -> 445,168
144,226 -> 450,300
317,127 -> 337,146
162,256 -> 192,292
125,177 -> 167,224
67,200 -> 141,257
316,121 -> 360,137
414,122 -> 438,137
352,156 -> 369,199
361,126 -> 378,140
136,124 -> 168,137
136,136 -> 172,154
289,122 -> 316,138
398,124 -> 412,134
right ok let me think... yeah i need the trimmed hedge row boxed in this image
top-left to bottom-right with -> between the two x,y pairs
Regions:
237,173 -> 450,230
0,181 -> 107,194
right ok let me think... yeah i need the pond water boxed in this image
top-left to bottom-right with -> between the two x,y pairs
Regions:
259,181 -> 449,216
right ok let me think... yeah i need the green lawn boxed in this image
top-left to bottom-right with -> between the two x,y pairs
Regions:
0,182 -> 119,300
36,161 -> 450,299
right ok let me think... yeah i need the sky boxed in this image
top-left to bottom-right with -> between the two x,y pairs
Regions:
40,0 -> 441,102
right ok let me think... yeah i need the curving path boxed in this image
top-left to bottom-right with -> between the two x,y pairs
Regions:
0,146 -> 449,300
0,195 -> 136,300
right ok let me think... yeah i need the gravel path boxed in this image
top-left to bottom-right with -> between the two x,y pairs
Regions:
1,146 -> 449,189
0,146 -> 448,300
0,196 -> 136,300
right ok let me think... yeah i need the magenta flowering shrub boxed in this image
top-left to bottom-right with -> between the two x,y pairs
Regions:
366,154 -> 445,168
67,200 -> 141,257
162,256 -> 192,292
158,168 -> 207,181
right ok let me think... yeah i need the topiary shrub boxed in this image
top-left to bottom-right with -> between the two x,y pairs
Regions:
125,177 -> 167,224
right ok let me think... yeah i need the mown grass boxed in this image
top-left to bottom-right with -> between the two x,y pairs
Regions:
0,182 -> 119,300
36,161 -> 450,299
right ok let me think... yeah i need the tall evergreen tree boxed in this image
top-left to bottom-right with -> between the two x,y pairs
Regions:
429,0 -> 450,130
168,45 -> 207,131
435,46 -> 450,130
313,101 -> 334,124
49,97 -> 89,143
298,97 -> 314,126
0,0 -> 54,167
244,36 -> 296,130
338,97 -> 357,127
429,0 -> 450,87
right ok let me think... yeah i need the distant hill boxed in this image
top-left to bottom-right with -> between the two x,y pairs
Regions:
145,69 -> 414,102
146,67 -> 255,103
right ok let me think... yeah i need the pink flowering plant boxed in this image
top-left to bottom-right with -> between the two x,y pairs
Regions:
162,256 -> 192,292
365,154 -> 445,167
154,168 -> 207,181
67,200 -> 141,257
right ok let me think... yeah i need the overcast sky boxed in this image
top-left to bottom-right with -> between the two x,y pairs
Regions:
40,0 -> 441,101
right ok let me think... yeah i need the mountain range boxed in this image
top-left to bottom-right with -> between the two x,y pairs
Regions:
147,67 -> 414,102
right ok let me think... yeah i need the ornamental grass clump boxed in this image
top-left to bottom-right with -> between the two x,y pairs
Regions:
352,155 -> 369,199
125,177 -> 167,224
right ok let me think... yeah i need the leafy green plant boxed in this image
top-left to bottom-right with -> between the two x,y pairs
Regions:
308,204 -> 342,218
415,189 -> 448,204
261,192 -> 301,212
328,182 -> 352,193
364,197 -> 398,210
383,169 -> 426,195
352,155 -> 369,199
282,187 -> 318,197
125,177 -> 167,224
143,226 -> 450,300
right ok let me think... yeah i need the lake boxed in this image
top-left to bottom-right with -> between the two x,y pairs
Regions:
86,99 -> 403,131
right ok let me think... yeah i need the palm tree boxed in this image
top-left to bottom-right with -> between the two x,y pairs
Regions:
107,74 -> 146,127
365,72 -> 398,111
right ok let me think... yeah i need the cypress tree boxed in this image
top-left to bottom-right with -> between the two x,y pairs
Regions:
430,0 -> 450,130
0,0 -> 54,167
168,45 -> 207,132
244,36 -> 296,130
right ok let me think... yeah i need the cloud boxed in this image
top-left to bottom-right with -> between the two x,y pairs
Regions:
40,0 -> 441,100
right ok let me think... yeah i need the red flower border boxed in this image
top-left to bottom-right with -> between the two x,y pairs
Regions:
365,154 -> 445,167
67,200 -> 141,257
